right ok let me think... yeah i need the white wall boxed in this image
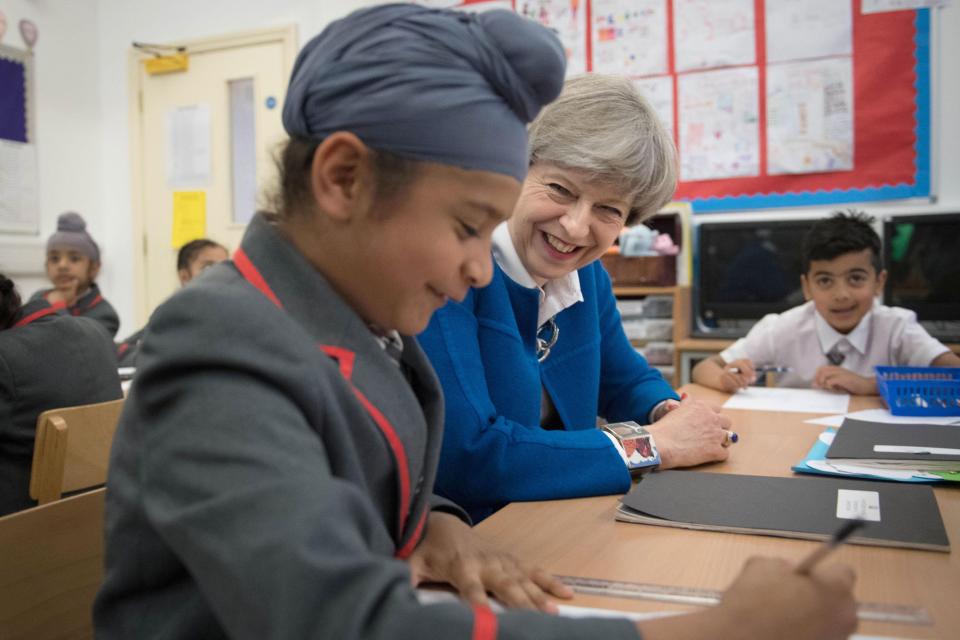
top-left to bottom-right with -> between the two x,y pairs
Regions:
0,0 -> 103,298
2,1 -> 959,338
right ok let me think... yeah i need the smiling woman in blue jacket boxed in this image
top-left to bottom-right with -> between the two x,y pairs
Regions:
419,74 -> 734,523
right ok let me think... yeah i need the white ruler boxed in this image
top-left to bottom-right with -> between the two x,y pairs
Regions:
558,575 -> 933,626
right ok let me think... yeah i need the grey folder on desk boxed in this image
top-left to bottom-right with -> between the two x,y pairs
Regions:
827,418 -> 960,472
616,471 -> 950,552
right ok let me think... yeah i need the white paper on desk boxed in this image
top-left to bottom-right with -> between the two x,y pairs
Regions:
592,0 -> 668,77
518,0 -> 587,76
678,67 -> 760,182
723,387 -> 850,414
765,0 -> 852,63
672,0 -> 755,72
766,57 -> 854,175
805,408 -> 960,427
633,76 -> 675,139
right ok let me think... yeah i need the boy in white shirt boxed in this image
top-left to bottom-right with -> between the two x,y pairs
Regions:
694,211 -> 960,394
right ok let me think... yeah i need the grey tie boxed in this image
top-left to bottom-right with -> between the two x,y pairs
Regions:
826,342 -> 846,366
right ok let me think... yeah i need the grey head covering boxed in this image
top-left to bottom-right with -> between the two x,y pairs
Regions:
47,211 -> 100,262
282,3 -> 566,182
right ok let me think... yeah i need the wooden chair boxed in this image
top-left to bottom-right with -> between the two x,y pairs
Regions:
29,399 -> 124,505
0,488 -> 105,640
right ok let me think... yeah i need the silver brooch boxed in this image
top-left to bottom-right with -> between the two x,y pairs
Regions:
536,317 -> 559,363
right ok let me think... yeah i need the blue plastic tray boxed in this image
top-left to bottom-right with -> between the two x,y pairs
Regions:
875,366 -> 960,417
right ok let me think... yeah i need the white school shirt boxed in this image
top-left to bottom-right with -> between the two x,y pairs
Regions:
720,300 -> 950,388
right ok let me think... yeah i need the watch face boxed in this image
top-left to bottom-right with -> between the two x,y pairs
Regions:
624,435 -> 659,467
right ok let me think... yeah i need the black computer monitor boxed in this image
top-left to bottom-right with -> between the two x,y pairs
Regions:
692,219 -> 815,338
884,213 -> 960,342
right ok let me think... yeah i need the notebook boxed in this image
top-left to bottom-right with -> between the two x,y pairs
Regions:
616,471 -> 950,552
826,418 -> 960,472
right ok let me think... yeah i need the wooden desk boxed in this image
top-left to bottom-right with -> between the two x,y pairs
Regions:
474,385 -> 959,638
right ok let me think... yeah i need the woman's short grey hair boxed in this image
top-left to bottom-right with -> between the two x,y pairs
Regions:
527,73 -> 677,226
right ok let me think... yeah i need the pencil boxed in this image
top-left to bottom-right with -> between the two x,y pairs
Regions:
795,518 -> 866,575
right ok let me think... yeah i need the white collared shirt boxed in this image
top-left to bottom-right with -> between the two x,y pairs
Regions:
721,300 -> 950,387
491,222 -> 583,328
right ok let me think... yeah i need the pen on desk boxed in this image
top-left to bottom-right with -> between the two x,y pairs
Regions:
728,365 -> 793,374
795,518 -> 866,575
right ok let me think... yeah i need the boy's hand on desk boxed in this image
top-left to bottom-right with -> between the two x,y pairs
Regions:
639,557 -> 857,640
648,398 -> 731,468
720,358 -> 756,392
813,366 -> 877,395
406,511 -> 573,613
720,557 -> 857,640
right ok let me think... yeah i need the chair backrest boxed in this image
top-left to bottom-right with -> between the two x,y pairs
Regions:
29,398 -> 124,505
0,487 -> 105,640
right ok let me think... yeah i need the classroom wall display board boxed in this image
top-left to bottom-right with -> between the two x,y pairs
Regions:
447,0 -> 931,213
0,43 -> 39,234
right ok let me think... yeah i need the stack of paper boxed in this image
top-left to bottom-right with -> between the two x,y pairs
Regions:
793,419 -> 960,483
722,387 -> 850,414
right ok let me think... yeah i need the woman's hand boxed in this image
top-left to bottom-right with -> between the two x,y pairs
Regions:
647,397 -> 731,468
407,511 -> 573,612
813,366 -> 877,395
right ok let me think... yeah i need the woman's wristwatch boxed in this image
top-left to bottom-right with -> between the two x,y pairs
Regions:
601,421 -> 660,476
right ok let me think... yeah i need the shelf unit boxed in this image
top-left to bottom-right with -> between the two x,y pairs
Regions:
613,285 -> 682,387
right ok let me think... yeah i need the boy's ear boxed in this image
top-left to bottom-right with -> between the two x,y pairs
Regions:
177,268 -> 191,286
88,260 -> 101,282
800,274 -> 811,301
308,132 -> 374,222
875,268 -> 888,293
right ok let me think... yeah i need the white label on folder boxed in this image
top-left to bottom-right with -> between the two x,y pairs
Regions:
836,489 -> 881,522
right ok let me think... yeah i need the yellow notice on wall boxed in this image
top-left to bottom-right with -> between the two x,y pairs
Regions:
171,191 -> 206,248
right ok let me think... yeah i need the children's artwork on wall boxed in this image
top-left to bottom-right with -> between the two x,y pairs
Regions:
0,43 -> 39,234
678,66 -> 760,181
517,0 -> 588,75
447,0 -> 932,213
591,0 -> 667,76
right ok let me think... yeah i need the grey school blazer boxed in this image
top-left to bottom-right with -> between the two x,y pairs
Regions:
94,213 -> 638,640
0,299 -> 122,516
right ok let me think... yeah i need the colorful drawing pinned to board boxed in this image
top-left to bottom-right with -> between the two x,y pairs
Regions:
172,191 -> 207,249
518,0 -> 588,75
18,19 -> 37,49
591,0 -> 667,76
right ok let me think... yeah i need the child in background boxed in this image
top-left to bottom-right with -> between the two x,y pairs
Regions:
31,211 -> 120,337
116,238 -> 228,367
0,273 -> 122,516
694,211 -> 960,394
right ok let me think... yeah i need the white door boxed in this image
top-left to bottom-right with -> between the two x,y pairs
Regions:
130,27 -> 297,323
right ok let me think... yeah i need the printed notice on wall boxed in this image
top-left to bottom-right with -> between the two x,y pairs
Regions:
678,66 -> 760,181
167,104 -> 212,189
591,0 -> 668,76
0,140 -> 39,234
518,0 -> 588,76
672,0 -> 755,72
765,0 -> 852,64
171,191 -> 207,249
633,76 -> 675,139
767,57 -> 854,175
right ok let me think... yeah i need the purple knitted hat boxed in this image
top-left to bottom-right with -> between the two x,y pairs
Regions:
47,211 -> 100,262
